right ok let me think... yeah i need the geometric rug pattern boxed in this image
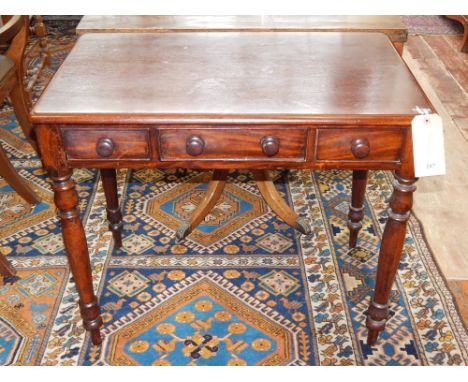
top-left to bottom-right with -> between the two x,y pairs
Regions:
0,20 -> 467,366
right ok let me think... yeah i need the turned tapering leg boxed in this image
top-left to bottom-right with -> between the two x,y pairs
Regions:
51,171 -> 103,345
348,170 -> 368,248
253,170 -> 311,235
100,169 -> 123,248
366,173 -> 416,345
175,170 -> 228,241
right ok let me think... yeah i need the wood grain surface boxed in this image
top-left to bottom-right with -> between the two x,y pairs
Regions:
32,32 -> 430,123
76,15 -> 407,43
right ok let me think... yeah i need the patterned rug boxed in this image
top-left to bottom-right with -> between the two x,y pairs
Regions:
0,20 -> 467,366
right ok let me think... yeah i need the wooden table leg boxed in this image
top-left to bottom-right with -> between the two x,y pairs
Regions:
175,169 -> 228,241
51,170 -> 103,345
366,172 -> 416,345
348,170 -> 368,248
100,169 -> 123,248
253,170 -> 311,235
0,145 -> 40,205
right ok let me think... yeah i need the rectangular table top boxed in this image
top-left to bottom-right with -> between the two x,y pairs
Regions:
32,32 -> 430,124
76,15 -> 407,41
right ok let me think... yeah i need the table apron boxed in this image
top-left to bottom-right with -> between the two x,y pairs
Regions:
39,124 -> 410,171
63,159 -> 403,171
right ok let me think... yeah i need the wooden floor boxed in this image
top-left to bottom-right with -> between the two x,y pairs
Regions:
404,33 -> 468,329
406,34 -> 468,140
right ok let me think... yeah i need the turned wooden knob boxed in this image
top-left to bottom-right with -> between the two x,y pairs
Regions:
186,135 -> 205,156
261,136 -> 280,157
96,138 -> 115,157
351,138 -> 370,159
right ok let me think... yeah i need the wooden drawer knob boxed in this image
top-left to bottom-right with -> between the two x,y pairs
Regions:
96,138 -> 115,157
261,136 -> 280,157
186,135 -> 205,156
351,138 -> 370,159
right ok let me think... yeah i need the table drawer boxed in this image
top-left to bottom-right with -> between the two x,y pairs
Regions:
61,128 -> 151,160
315,129 -> 404,162
158,128 -> 307,161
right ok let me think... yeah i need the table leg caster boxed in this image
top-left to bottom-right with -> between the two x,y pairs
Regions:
175,221 -> 191,243
295,217 -> 312,235
2,275 -> 20,285
365,300 -> 388,346
90,329 -> 103,346
366,328 -> 380,346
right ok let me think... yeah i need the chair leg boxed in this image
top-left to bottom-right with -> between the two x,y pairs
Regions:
0,144 -> 40,205
175,170 -> 228,242
9,76 -> 38,152
253,170 -> 311,235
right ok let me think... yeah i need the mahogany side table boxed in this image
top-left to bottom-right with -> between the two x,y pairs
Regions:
31,32 -> 432,346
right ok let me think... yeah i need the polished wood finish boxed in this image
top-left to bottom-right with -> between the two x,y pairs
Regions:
0,16 -> 37,149
32,33 -> 426,120
0,15 -> 40,224
253,170 -> 311,235
100,169 -> 123,248
75,16 -> 406,57
366,127 -> 416,344
32,32 -> 432,346
176,169 -> 312,241
159,128 -> 306,162
76,16 -> 407,47
367,174 -> 416,344
35,124 -> 102,344
61,128 -> 151,161
315,129 -> 404,163
175,169 -> 229,241
50,171 -> 103,345
76,16 -> 407,35
348,170 -> 368,248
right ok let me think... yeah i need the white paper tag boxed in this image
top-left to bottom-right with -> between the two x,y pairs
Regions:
411,114 -> 446,177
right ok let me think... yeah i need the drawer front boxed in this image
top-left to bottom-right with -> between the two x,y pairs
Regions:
61,128 -> 151,160
159,128 -> 307,161
315,129 -> 404,162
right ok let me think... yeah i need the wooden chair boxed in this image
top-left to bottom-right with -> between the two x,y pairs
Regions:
446,16 -> 468,52
1,15 -> 40,280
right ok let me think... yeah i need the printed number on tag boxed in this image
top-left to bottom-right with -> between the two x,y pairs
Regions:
411,114 -> 446,177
